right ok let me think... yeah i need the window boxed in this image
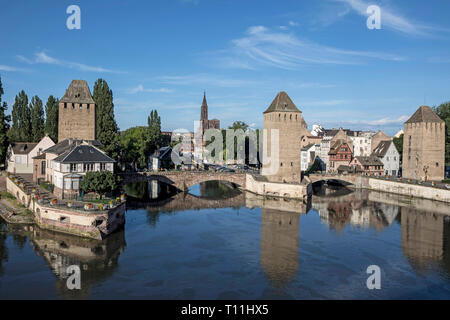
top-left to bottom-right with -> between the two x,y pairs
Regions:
79,103 -> 83,110
409,136 -> 412,146
72,180 -> 79,190
15,156 -> 21,164
41,161 -> 46,175
280,162 -> 283,167
64,103 -> 67,109
70,164 -> 77,172
83,163 -> 94,172
65,179 -> 71,190
100,163 -> 106,170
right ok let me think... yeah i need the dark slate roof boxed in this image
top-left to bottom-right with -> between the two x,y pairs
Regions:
321,128 -> 360,138
151,147 -> 172,160
372,140 -> 394,158
301,143 -> 315,151
44,139 -> 101,155
53,145 -> 115,163
355,156 -> 384,166
32,153 -> 46,160
405,106 -> 444,124
60,80 -> 95,104
10,142 -> 38,155
263,91 -> 302,114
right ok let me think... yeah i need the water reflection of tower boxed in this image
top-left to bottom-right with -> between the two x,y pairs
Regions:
401,208 -> 446,274
260,208 -> 300,288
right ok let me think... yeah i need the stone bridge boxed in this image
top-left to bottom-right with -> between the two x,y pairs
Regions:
307,173 -> 369,188
119,171 -> 247,191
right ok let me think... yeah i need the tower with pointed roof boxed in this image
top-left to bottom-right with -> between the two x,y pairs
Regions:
261,91 -> 311,183
195,92 -> 220,160
402,105 -> 445,181
58,80 -> 96,142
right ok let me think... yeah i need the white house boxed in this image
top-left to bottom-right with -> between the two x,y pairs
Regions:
372,140 -> 400,176
349,131 -> 375,157
7,135 -> 55,174
301,143 -> 317,171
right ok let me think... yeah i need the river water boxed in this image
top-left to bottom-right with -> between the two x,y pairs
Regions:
1,180 -> 450,299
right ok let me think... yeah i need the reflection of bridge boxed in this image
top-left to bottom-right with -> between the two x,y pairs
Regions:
146,192 -> 246,212
308,173 -> 368,186
120,171 -> 246,191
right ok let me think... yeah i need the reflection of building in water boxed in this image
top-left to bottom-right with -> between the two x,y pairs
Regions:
312,190 -> 399,232
401,208 -> 446,274
148,180 -> 160,199
260,208 -> 300,288
29,227 -> 126,299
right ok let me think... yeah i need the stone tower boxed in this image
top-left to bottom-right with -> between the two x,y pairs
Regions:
262,91 -> 311,183
402,105 -> 445,181
58,80 -> 96,142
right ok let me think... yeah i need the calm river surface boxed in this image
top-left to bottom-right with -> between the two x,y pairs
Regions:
1,180 -> 450,299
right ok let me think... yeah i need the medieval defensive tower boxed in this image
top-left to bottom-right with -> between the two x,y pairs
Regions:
58,80 -> 96,142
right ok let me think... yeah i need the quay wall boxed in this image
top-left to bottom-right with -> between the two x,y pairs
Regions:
367,178 -> 450,204
6,177 -> 125,239
245,174 -> 311,200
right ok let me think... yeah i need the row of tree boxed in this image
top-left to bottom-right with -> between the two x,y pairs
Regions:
9,92 -> 58,143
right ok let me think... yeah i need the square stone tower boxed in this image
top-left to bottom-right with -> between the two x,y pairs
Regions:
261,92 -> 311,183
402,105 -> 445,181
58,80 -> 96,142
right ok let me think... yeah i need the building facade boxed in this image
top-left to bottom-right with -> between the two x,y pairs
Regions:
402,105 -> 446,181
328,141 -> 352,173
300,144 -> 316,172
58,80 -> 96,142
372,140 -> 400,176
349,156 -> 384,176
7,135 -> 55,174
262,92 -> 311,183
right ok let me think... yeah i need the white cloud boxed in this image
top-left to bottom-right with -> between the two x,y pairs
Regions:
288,21 -> 299,27
215,25 -> 404,70
0,64 -> 29,72
334,0 -> 450,37
159,74 -> 259,87
17,51 -> 124,73
347,115 -> 409,126
129,85 -> 173,94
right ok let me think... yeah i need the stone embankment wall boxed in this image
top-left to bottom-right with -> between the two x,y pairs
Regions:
367,178 -> 450,203
6,177 -> 125,239
245,174 -> 311,200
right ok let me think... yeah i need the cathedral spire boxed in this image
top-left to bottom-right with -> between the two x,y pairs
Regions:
201,91 -> 208,120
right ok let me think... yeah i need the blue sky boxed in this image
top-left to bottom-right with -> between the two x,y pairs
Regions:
1,0 -> 450,135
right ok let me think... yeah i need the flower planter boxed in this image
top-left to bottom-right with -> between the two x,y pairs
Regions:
37,198 -> 43,204
67,202 -> 73,208
120,194 -> 126,201
50,199 -> 57,206
84,203 -> 94,211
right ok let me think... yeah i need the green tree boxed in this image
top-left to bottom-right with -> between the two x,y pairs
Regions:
228,121 -> 249,132
30,95 -> 45,142
434,102 -> 450,165
44,95 -> 58,142
120,126 -> 149,169
0,77 -> 11,166
9,90 -> 30,142
147,109 -> 162,156
80,171 -> 121,199
393,134 -> 404,163
93,79 -> 119,158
